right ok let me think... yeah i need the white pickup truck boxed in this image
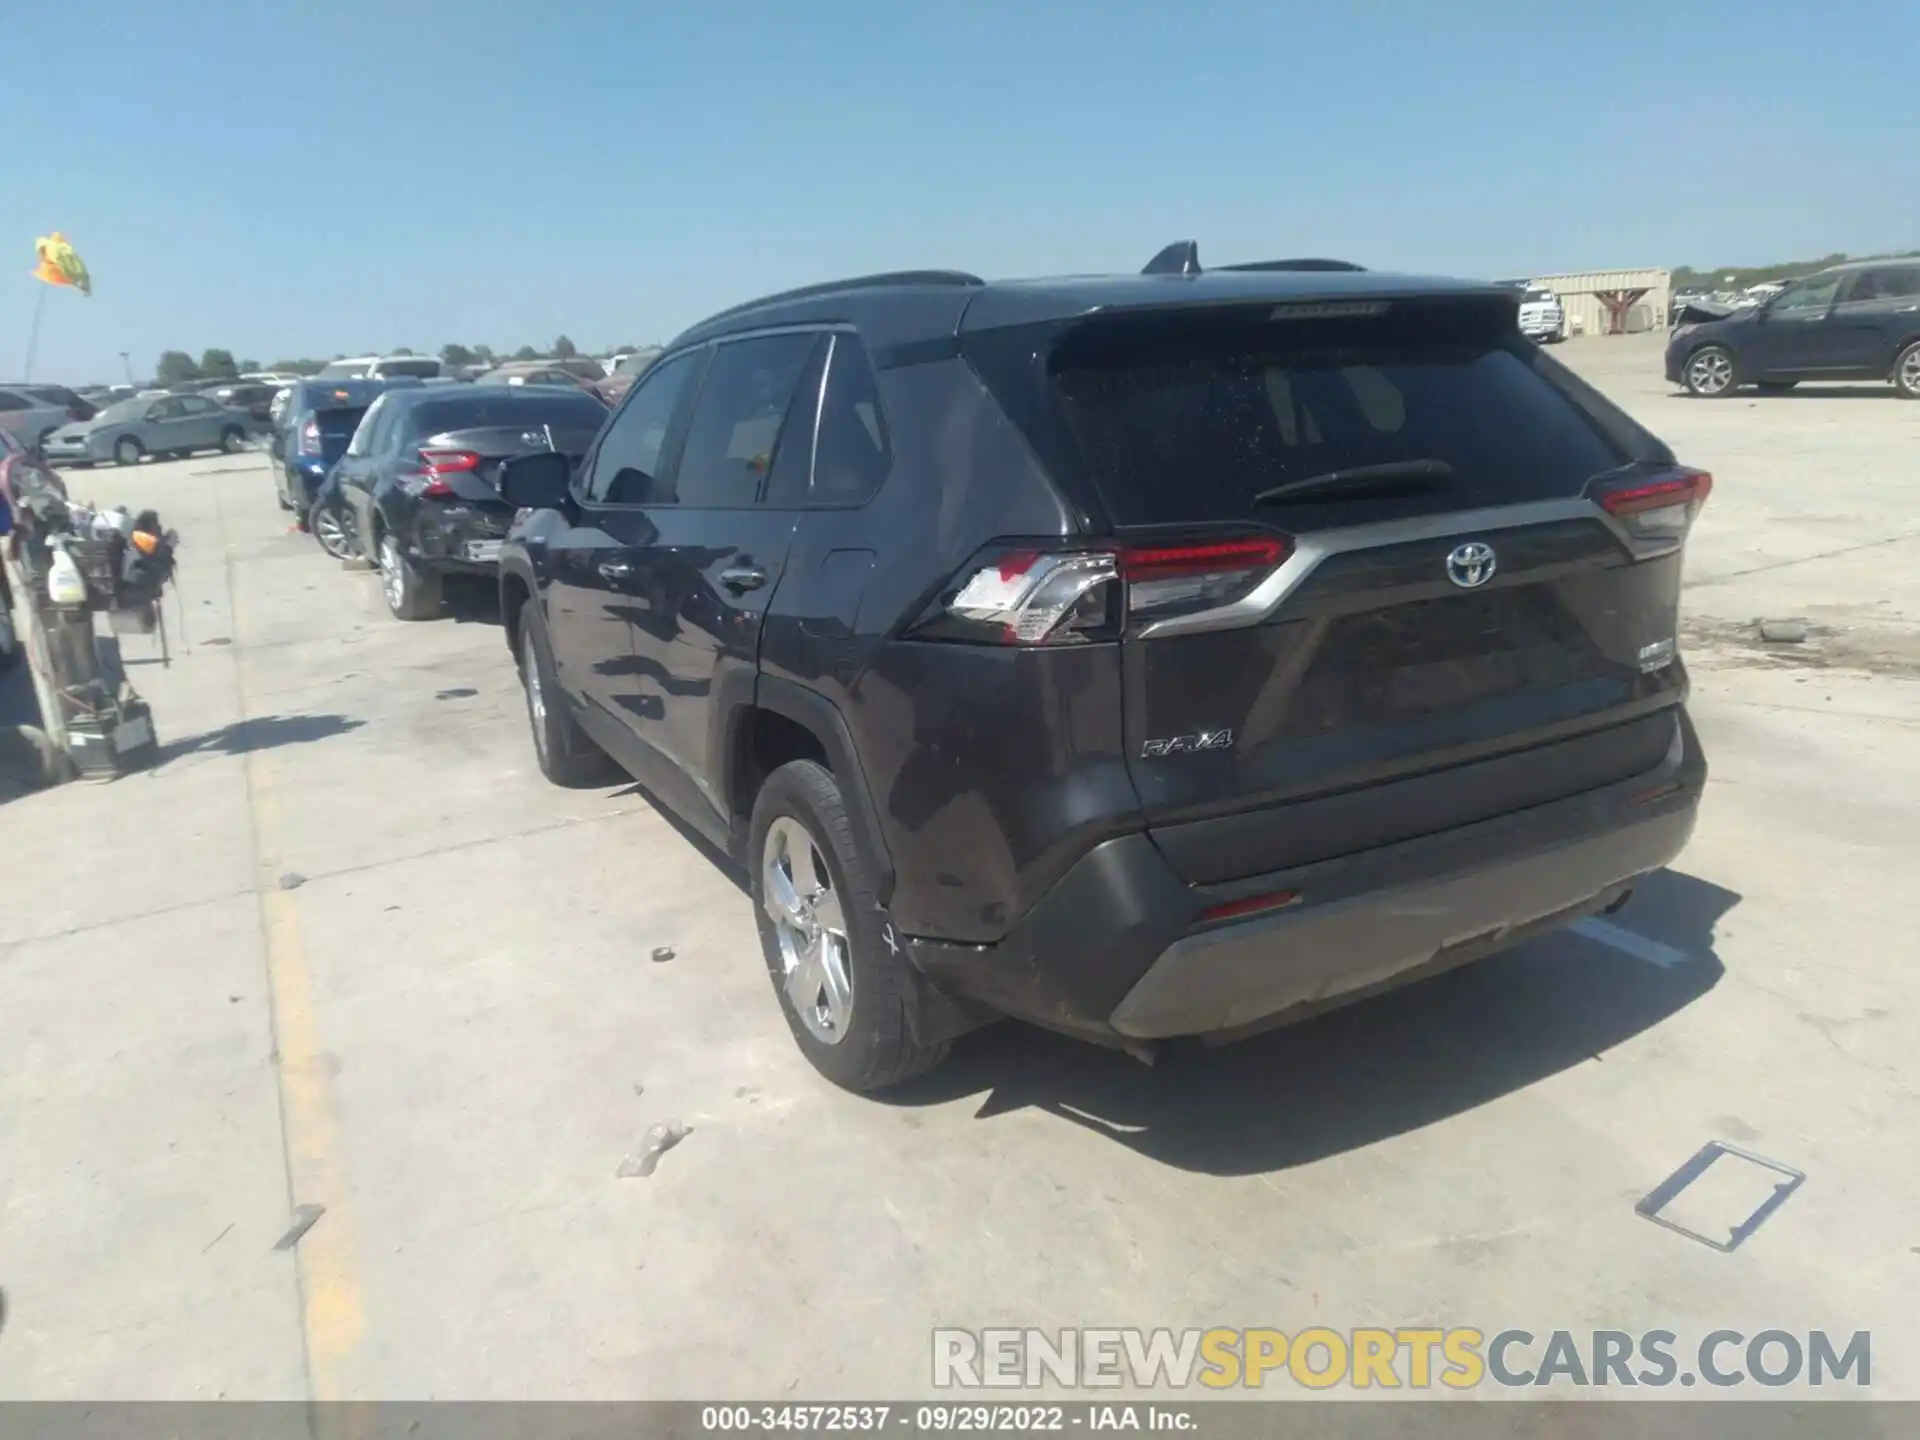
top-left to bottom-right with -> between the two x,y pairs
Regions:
1518,287 -> 1566,343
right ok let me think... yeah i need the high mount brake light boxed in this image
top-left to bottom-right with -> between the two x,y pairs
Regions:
915,536 -> 1291,647
1593,468 -> 1712,547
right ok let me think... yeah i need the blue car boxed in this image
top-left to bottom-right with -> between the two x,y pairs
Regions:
271,377 -> 423,527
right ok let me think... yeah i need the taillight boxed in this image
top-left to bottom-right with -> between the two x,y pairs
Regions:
1593,468 -> 1712,548
297,420 -> 320,456
406,449 -> 481,499
911,534 -> 1291,647
1121,537 -> 1290,624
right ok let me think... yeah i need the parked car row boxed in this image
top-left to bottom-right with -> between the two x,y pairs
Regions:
266,244 -> 1714,1095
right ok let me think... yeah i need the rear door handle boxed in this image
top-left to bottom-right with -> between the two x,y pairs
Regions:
719,565 -> 767,593
597,559 -> 635,581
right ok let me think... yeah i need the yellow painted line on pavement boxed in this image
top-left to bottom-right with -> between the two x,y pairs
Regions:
224,498 -> 368,1402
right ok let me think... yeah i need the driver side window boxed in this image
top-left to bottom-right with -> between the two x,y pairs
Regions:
1772,274 -> 1843,316
581,348 -> 704,505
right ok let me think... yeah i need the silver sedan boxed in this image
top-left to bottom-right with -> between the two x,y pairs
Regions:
42,393 -> 261,467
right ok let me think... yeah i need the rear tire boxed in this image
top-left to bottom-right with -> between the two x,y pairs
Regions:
749,759 -> 951,1092
1894,341 -> 1920,400
377,532 -> 441,620
114,437 -> 144,466
516,605 -> 617,786
310,501 -> 356,560
1683,345 -> 1737,398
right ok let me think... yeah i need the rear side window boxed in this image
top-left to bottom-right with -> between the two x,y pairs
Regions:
0,391 -> 31,412
811,335 -> 893,505
668,333 -> 821,507
1046,309 -> 1626,527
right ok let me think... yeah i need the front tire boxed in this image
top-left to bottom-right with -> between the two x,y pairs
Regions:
516,605 -> 617,786
1683,345 -> 1738,398
749,759 -> 950,1092
114,437 -> 144,466
1894,341 -> 1920,400
377,531 -> 441,620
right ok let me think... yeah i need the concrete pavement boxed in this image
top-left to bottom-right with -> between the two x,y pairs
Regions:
1,343 -> 1915,1401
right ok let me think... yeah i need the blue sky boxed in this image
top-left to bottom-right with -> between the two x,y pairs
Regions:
4,0 -> 1915,382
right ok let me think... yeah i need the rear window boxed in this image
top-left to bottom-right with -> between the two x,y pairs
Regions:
1044,308 -> 1626,527
404,392 -> 607,436
313,406 -> 371,433
316,361 -> 373,379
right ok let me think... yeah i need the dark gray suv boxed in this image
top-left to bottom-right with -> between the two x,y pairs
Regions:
497,242 -> 1711,1092
1667,259 -> 1920,398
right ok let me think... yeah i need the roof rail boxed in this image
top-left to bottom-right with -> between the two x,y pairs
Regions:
697,269 -> 985,327
1218,258 -> 1367,273
1143,241 -> 1202,276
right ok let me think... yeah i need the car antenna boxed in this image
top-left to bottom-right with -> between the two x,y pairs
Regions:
1142,241 -> 1201,276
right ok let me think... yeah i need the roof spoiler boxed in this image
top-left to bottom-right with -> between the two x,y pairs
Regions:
1142,242 -> 1367,276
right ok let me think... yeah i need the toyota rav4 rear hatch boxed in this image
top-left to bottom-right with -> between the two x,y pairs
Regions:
964,291 -> 1707,883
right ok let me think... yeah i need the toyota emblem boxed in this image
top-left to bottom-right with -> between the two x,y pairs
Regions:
1446,541 -> 1497,589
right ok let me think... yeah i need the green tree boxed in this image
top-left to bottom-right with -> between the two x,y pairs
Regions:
238,358 -> 260,373
155,350 -> 199,385
390,346 -> 415,356
511,345 -> 541,362
472,344 -> 496,366
551,335 -> 578,360
439,342 -> 477,367
198,348 -> 238,380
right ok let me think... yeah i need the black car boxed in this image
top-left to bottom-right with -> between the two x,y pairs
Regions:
202,381 -> 280,424
330,384 -> 608,618
496,243 -> 1711,1093
1666,259 -> 1920,398
271,377 -> 422,534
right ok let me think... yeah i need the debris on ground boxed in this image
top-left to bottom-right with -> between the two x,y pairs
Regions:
616,1122 -> 692,1178
203,636 -> 232,646
228,995 -> 241,1004
272,1203 -> 326,1251
434,687 -> 478,700
650,946 -> 675,963
632,1081 -> 645,1096
278,872 -> 307,891
1757,618 -> 1809,644
202,1222 -> 235,1253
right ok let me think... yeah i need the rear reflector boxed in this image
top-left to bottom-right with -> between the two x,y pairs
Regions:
1198,890 -> 1302,925
418,449 -> 482,475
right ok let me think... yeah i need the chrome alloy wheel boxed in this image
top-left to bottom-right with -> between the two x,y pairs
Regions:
1899,347 -> 1920,395
522,633 -> 548,760
1686,348 -> 1734,396
762,816 -> 853,1045
379,535 -> 405,611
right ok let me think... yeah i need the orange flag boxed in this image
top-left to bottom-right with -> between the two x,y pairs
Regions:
32,232 -> 92,296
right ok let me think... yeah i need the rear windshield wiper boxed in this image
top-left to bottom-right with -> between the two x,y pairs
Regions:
1252,458 -> 1453,505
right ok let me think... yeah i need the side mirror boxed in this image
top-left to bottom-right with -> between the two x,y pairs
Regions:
498,450 -> 572,510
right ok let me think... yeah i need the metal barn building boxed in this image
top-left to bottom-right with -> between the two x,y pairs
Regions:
1527,268 -> 1673,335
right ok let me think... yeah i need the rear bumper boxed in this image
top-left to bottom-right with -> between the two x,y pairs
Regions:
906,709 -> 1705,1043
412,501 -> 511,570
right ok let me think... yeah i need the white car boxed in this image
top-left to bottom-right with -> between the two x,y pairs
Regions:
1518,287 -> 1566,343
313,355 -> 444,381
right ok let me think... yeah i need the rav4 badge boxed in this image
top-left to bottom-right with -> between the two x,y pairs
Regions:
1142,729 -> 1234,758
